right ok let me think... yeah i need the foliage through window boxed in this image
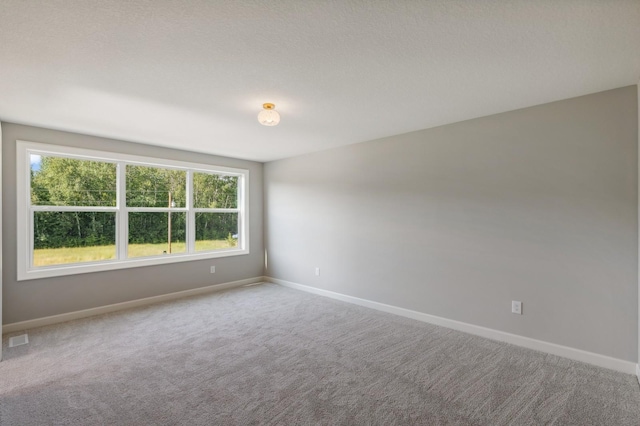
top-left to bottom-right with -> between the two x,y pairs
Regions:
18,141 -> 249,280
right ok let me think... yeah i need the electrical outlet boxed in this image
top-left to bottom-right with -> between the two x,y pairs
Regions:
315,267 -> 320,276
210,266 -> 216,274
512,300 -> 522,315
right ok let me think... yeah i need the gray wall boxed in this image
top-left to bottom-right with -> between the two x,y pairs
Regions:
2,123 -> 264,324
264,86 -> 639,362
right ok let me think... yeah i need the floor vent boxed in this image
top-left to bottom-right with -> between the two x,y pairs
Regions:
9,334 -> 29,348
243,282 -> 263,287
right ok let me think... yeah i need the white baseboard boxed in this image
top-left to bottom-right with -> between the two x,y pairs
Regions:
2,277 -> 263,334
266,277 -> 637,375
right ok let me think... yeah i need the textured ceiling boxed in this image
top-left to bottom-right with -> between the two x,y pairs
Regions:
1,1 -> 639,162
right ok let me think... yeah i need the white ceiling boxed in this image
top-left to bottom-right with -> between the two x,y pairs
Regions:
1,1 -> 639,162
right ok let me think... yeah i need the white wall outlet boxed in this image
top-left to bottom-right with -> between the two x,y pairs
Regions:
210,266 -> 216,274
315,267 -> 320,276
512,300 -> 522,315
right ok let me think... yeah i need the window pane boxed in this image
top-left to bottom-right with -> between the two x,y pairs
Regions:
193,173 -> 238,208
126,165 -> 186,208
33,212 -> 116,266
128,212 -> 186,258
31,155 -> 116,206
195,213 -> 238,251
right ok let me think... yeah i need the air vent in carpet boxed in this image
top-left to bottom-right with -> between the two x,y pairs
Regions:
9,334 -> 29,347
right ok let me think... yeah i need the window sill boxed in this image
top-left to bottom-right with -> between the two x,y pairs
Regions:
18,249 -> 250,281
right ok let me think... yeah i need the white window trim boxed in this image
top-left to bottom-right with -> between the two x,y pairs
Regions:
17,140 -> 250,281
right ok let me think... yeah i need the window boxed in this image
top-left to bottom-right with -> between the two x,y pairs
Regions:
17,141 -> 249,280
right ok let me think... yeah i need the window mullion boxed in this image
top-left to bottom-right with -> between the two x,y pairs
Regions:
127,207 -> 187,213
31,206 -> 118,212
187,170 -> 195,253
117,161 -> 128,260
193,208 -> 240,213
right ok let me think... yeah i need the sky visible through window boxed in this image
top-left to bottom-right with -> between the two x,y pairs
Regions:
30,154 -> 41,172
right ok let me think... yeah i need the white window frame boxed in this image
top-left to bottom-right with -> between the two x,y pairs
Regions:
17,140 -> 249,281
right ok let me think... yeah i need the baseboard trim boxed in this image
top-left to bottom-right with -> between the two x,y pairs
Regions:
2,277 -> 263,334
266,277 -> 637,375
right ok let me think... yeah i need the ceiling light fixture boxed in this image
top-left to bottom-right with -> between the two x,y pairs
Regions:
258,103 -> 280,126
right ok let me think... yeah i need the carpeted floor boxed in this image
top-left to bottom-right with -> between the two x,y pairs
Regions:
1,283 -> 639,425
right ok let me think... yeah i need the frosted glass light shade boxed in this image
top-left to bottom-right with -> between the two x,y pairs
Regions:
258,103 -> 280,126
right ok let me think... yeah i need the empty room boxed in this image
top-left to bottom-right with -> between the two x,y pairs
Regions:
1,1 -> 640,424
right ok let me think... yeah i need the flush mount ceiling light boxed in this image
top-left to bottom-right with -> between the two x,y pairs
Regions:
258,103 -> 280,126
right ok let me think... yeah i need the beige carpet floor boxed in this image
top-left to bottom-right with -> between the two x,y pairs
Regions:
1,282 -> 639,425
